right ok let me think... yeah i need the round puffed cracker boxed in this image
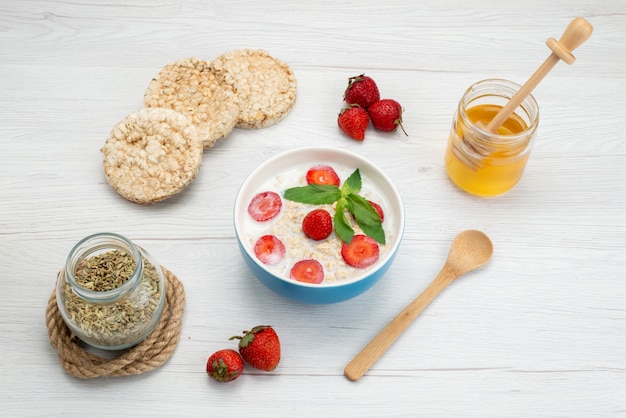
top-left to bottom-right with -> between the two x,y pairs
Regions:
101,107 -> 203,204
143,57 -> 240,148
211,49 -> 297,129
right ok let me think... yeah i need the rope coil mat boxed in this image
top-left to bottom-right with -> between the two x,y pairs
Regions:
46,267 -> 185,379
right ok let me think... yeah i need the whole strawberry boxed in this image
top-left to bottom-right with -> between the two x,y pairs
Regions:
344,74 -> 380,108
302,209 -> 333,240
338,105 -> 369,141
206,349 -> 244,382
230,325 -> 281,371
368,99 -> 407,135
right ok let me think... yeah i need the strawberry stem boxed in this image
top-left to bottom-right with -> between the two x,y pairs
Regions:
397,118 -> 408,136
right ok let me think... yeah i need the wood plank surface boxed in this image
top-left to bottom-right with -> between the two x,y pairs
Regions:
1,1 -> 625,416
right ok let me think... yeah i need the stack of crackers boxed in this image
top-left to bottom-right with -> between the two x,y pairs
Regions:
101,49 -> 297,204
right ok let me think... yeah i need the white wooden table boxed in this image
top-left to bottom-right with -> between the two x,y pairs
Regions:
2,1 -> 625,416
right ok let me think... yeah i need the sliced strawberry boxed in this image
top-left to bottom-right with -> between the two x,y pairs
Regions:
254,235 -> 286,265
247,191 -> 282,222
341,234 -> 380,268
289,259 -> 324,284
367,200 -> 385,222
302,209 -> 333,241
306,165 -> 340,186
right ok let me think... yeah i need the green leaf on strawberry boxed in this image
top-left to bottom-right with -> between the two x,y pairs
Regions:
283,168 -> 385,244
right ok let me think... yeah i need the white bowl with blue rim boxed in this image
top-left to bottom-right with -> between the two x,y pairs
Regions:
234,146 -> 405,304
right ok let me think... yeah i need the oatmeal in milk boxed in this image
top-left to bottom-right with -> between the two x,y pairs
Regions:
244,163 -> 394,284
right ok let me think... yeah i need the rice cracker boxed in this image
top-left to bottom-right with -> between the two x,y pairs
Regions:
211,49 -> 297,129
144,57 -> 240,148
101,107 -> 203,204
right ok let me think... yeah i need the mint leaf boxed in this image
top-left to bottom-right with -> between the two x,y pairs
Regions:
284,184 -> 341,205
347,194 -> 380,226
347,194 -> 385,244
333,198 -> 354,243
282,167 -> 386,244
341,169 -> 362,196
357,218 -> 385,245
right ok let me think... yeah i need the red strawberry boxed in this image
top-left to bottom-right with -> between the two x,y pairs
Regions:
230,325 -> 281,371
206,349 -> 244,382
368,99 -> 408,135
248,191 -> 282,222
302,209 -> 333,241
341,234 -> 380,268
306,165 -> 340,186
338,105 -> 369,141
344,74 -> 380,109
254,235 -> 286,265
290,259 -> 324,284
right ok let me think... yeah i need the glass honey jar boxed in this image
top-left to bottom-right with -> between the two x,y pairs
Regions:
444,79 -> 539,197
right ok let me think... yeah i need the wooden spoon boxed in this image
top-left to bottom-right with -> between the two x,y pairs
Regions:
344,230 -> 493,382
485,17 -> 593,132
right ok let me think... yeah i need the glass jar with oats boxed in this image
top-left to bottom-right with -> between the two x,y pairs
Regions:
56,232 -> 166,350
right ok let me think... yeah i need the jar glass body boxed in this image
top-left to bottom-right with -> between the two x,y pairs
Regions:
444,79 -> 539,197
56,232 -> 166,350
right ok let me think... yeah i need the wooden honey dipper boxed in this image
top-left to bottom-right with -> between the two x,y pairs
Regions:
485,17 -> 593,132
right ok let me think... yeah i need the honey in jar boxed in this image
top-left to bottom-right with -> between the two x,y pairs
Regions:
445,79 -> 539,197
